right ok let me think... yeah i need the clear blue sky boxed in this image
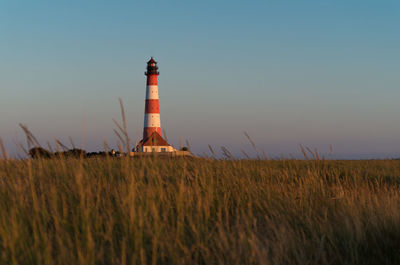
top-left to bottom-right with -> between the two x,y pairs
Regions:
1,0 -> 399,158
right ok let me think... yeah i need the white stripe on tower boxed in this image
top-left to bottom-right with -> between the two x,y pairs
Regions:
146,85 -> 159,99
144,114 -> 161,127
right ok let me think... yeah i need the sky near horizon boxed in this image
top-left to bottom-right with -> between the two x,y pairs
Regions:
1,0 -> 399,158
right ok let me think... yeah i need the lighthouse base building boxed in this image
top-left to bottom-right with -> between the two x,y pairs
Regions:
134,131 -> 176,153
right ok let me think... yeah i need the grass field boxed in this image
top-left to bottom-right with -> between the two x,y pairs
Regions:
0,155 -> 399,264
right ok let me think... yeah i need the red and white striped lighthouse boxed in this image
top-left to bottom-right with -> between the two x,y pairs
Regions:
134,58 -> 180,153
143,57 -> 161,139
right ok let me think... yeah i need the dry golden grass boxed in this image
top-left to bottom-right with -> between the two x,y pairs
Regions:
0,156 -> 399,264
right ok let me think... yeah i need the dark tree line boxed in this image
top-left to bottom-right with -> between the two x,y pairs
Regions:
29,147 -> 120,159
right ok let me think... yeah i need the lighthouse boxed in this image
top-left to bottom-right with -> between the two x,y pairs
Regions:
135,57 -> 176,153
143,57 -> 161,139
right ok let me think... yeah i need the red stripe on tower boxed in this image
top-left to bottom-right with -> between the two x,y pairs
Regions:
147,75 -> 158,85
143,57 -> 161,139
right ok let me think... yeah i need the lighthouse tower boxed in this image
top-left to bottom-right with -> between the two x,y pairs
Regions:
143,57 -> 161,139
135,57 -> 176,153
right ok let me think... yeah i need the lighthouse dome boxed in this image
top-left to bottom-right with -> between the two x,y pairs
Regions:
147,57 -> 157,64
